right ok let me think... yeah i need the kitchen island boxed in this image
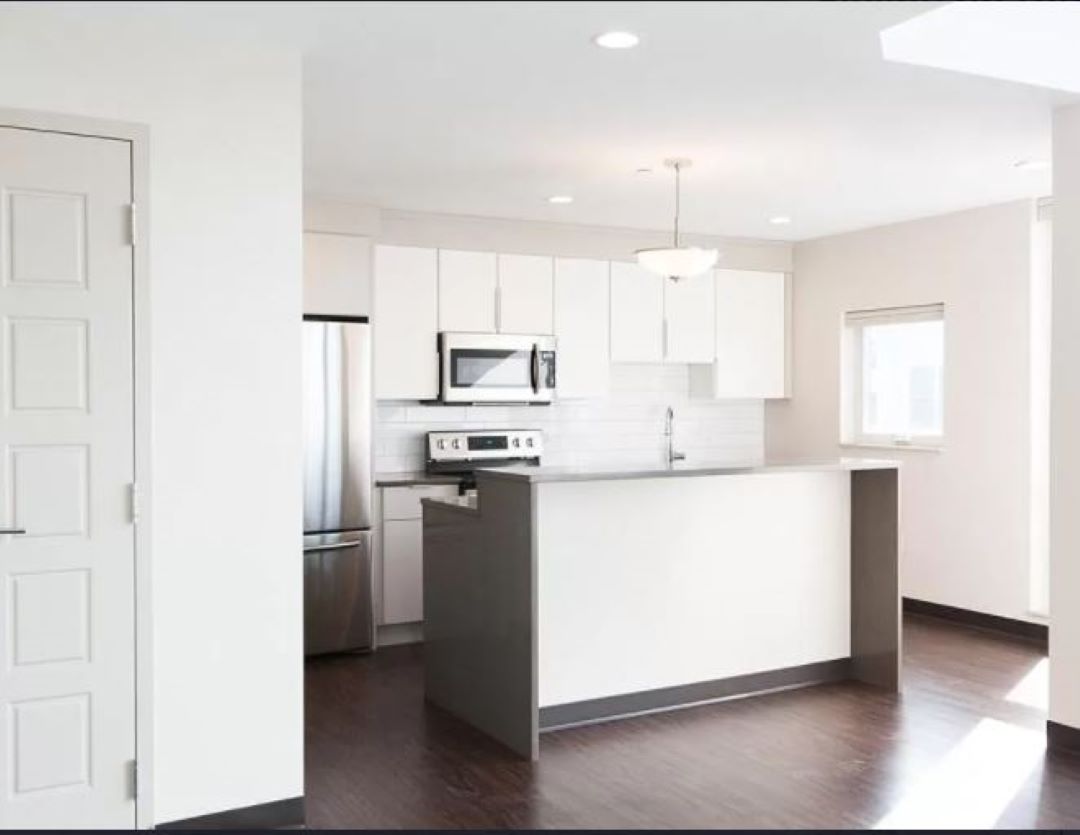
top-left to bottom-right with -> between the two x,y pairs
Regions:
421,460 -> 900,760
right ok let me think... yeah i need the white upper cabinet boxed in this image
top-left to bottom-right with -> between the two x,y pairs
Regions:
691,269 -> 789,399
303,232 -> 372,317
497,253 -> 554,334
610,261 -> 664,363
554,257 -> 610,399
374,244 -> 439,400
438,249 -> 497,333
663,271 -> 716,363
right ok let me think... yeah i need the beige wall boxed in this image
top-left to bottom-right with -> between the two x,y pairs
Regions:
767,199 -> 1044,624
1051,103 -> 1080,730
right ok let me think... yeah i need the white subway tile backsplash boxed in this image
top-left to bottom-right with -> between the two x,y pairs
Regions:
373,365 -> 764,473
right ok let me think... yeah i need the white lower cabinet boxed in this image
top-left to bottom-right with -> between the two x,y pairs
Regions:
378,484 -> 458,626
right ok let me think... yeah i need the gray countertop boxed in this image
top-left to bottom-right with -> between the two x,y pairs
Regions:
474,458 -> 900,484
375,471 -> 463,488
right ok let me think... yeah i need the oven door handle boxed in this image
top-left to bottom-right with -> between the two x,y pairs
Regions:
530,343 -> 540,394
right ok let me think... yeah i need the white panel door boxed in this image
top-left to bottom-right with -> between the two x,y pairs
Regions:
374,245 -> 438,400
437,249 -> 497,333
610,261 -> 664,363
553,258 -> 610,399
497,254 -> 553,334
664,271 -> 715,363
0,127 -> 136,828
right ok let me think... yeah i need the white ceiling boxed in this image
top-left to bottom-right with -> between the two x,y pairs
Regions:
882,2 -> 1080,94
21,1 -> 1072,241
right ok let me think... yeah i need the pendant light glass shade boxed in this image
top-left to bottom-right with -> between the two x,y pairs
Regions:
635,158 -> 720,279
635,245 -> 719,278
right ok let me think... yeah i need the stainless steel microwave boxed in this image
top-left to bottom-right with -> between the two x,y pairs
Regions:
438,332 -> 556,404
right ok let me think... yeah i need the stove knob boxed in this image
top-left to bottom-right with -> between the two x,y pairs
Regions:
452,439 -> 461,450
512,437 -> 521,448
525,437 -> 534,448
437,439 -> 446,450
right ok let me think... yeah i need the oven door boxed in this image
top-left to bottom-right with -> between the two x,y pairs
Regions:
439,332 -> 556,403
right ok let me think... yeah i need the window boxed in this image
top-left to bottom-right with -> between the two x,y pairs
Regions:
843,304 -> 945,448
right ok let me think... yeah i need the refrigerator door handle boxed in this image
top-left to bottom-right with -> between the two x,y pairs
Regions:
303,540 -> 362,554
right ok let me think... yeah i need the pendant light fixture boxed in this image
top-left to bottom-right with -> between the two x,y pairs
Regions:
635,158 -> 719,280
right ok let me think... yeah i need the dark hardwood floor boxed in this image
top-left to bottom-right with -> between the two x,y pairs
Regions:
305,615 -> 1079,829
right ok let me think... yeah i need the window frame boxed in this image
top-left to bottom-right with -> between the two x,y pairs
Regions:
843,303 -> 946,450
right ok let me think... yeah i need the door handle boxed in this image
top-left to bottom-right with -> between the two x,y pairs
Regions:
530,344 -> 540,394
304,541 -> 362,554
0,529 -> 26,535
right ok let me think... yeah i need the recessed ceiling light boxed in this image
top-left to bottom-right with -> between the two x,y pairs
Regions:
547,195 -> 574,205
636,167 -> 653,175
769,215 -> 792,225
594,31 -> 639,49
1013,158 -> 1049,171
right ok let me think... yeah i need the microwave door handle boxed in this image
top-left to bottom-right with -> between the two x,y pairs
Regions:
531,344 -> 540,394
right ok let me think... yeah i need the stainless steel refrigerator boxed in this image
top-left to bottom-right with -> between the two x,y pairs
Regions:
302,315 -> 375,655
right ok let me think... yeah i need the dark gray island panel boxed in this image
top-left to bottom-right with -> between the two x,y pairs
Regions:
422,478 -> 538,759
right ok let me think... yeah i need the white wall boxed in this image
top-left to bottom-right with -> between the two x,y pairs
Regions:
305,198 -> 789,473
0,10 -> 304,825
1050,103 -> 1080,731
767,200 -> 1043,624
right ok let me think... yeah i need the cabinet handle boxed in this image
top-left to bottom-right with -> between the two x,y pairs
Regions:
495,284 -> 501,332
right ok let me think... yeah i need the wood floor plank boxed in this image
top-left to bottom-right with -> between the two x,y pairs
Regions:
305,614 -> 1074,829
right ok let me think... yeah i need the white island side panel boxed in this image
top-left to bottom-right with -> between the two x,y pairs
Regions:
536,471 -> 852,708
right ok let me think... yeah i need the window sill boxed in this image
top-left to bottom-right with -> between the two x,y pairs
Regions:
840,442 -> 943,454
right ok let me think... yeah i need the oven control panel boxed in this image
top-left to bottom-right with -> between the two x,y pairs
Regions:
427,429 -> 543,463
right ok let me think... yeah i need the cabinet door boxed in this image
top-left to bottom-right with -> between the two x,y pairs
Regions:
438,249 -> 497,332
498,253 -> 553,334
554,257 -> 610,398
709,269 -> 788,398
374,245 -> 438,400
664,271 -> 715,363
303,232 -> 371,317
382,519 -> 423,624
610,261 -> 664,362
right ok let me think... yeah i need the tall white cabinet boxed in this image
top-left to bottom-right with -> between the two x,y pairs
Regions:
374,245 -> 439,400
691,269 -> 789,399
438,249 -> 498,332
498,253 -> 554,334
663,272 -> 716,363
554,257 -> 610,398
610,261 -> 665,362
610,262 -> 715,364
303,232 -> 371,317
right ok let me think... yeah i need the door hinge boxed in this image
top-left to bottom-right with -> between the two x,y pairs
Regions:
128,204 -> 137,247
128,483 -> 140,525
129,759 -> 139,799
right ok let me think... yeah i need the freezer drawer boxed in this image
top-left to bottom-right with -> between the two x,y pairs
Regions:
304,531 -> 375,655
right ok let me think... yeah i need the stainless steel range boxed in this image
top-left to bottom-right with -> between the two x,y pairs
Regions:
426,429 -> 543,490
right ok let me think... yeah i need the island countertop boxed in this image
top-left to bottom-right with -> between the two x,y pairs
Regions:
475,457 -> 899,484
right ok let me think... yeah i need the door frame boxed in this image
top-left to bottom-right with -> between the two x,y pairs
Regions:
0,108 -> 153,829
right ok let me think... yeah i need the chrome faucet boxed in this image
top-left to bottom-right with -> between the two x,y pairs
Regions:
665,406 -> 686,466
